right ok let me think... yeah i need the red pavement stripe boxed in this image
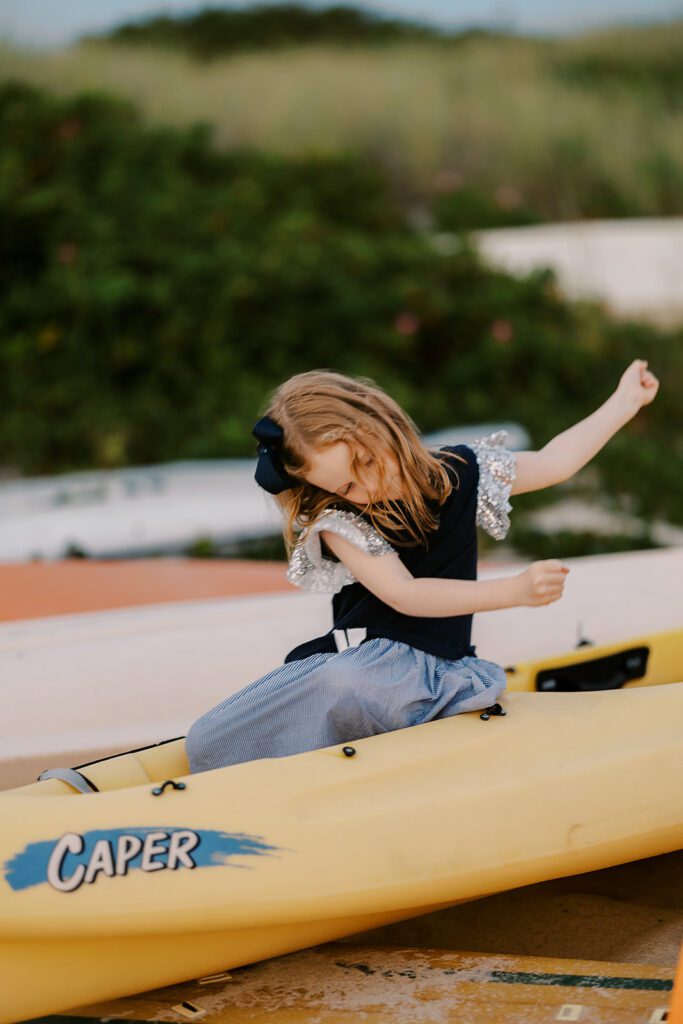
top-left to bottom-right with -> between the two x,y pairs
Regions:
0,560 -> 296,622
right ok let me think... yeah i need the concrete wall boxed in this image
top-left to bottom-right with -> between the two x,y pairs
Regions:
468,217 -> 683,328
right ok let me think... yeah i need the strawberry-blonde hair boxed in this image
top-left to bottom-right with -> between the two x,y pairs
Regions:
256,369 -> 468,558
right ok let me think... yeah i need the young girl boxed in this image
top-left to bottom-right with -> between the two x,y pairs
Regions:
186,359 -> 659,773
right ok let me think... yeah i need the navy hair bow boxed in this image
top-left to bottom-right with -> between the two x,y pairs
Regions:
251,415 -> 300,494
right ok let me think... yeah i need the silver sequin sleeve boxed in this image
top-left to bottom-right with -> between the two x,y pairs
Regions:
286,508 -> 397,594
468,429 -> 517,540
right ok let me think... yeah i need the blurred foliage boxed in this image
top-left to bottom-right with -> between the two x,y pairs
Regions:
550,20 -> 683,114
430,184 -> 544,231
1,79 -> 681,542
186,536 -> 221,559
3,18 -> 683,224
507,525 -> 662,560
553,51 -> 683,112
189,533 -> 289,560
92,4 -> 499,58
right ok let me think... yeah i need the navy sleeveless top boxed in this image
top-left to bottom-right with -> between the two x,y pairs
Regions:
284,444 -> 481,663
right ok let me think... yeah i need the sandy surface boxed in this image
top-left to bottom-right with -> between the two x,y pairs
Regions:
342,850 -> 683,967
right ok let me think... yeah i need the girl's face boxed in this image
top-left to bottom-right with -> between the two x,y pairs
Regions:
304,441 -> 401,506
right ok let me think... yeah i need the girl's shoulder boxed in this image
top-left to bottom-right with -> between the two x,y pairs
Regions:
437,430 -> 514,487
286,507 -> 397,594
448,429 -> 516,540
466,428 -> 516,480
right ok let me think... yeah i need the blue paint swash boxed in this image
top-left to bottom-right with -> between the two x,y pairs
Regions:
3,826 -> 290,892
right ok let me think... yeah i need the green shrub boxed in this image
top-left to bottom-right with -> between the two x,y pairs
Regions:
508,525 -> 661,560
1,79 -> 680,535
96,4 -> 442,58
430,184 -> 543,231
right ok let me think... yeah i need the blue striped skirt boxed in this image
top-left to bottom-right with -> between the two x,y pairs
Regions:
185,636 -> 508,773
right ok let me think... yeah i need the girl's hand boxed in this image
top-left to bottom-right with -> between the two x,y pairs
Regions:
515,559 -> 570,607
614,359 -> 659,415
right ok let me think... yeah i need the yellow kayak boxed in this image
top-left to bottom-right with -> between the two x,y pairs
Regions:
2,667 -> 682,1022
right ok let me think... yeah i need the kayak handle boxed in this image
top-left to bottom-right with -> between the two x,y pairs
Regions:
535,645 -> 649,692
480,702 -> 507,721
151,779 -> 187,796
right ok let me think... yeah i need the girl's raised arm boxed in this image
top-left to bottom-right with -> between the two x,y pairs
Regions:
510,358 -> 659,496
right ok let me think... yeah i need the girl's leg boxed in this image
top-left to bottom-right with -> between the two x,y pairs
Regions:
184,639 -> 399,773
417,654 -> 508,721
